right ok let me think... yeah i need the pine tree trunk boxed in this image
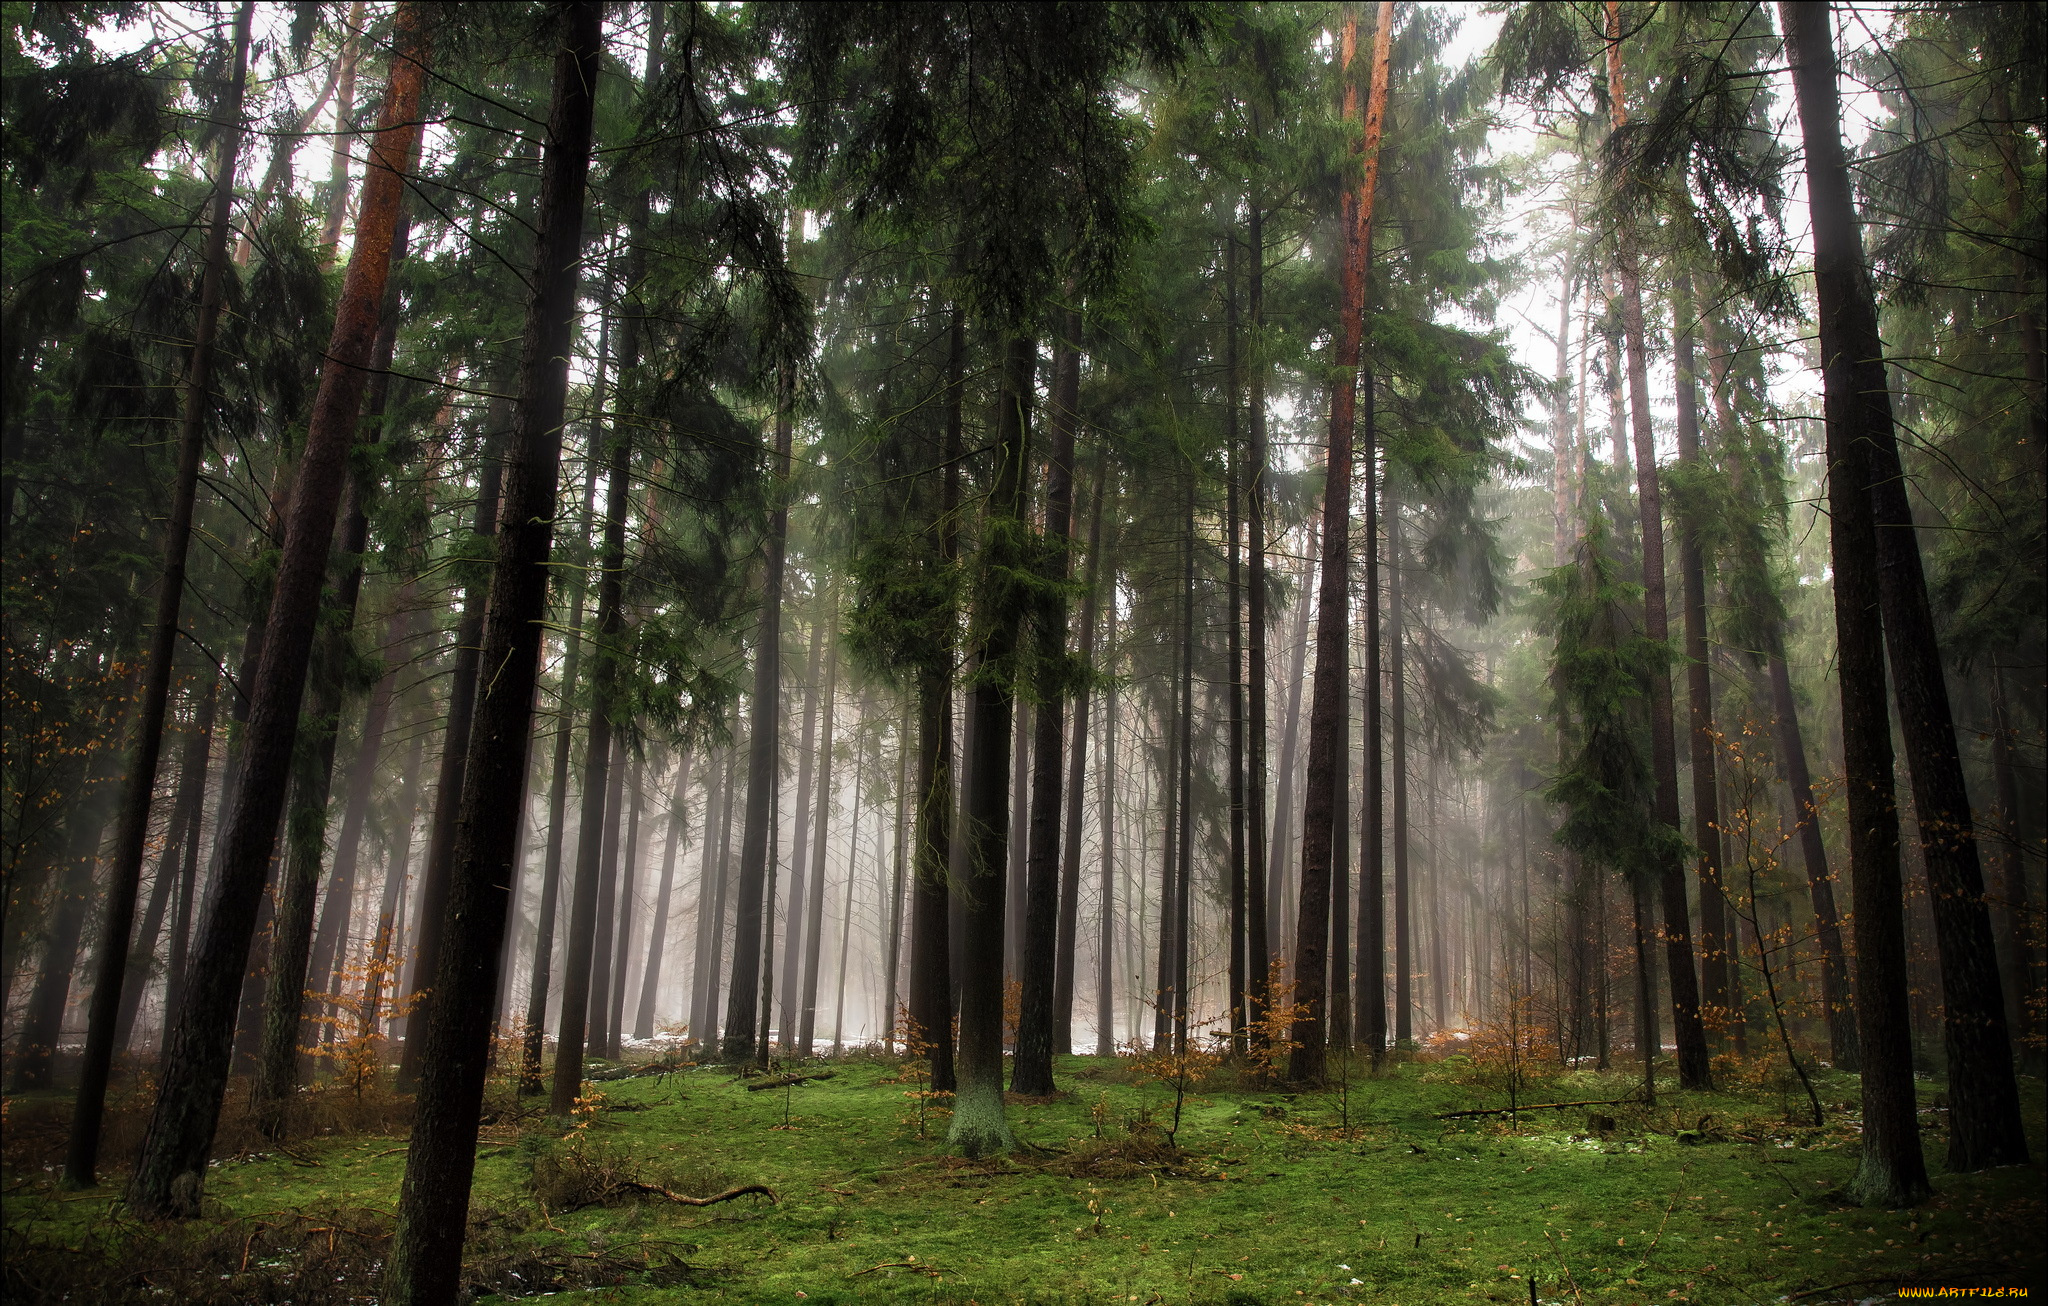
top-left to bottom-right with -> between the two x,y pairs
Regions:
778,594 -> 828,1048
1671,276 -> 1730,1046
1175,473 -> 1198,1052
1990,672 -> 2040,1074
586,744 -> 627,1056
1268,533 -> 1315,965
384,6 -> 601,1294
128,8 -> 430,1217
1056,447 -> 1106,1051
885,729 -> 910,1045
634,755 -> 690,1040
1779,0 -> 1931,1209
606,755 -> 644,1057
800,640 -> 842,1050
1095,589 -> 1121,1056
160,688 -> 218,1046
723,367 -> 796,1063
1790,2 -> 2026,1172
1245,202 -> 1272,1040
1007,704 -> 1030,982
520,451 -> 600,1091
1359,372 -> 1386,1059
1606,0 -> 1712,1092
688,750 -> 730,1044
256,203 -> 417,1131
315,1 -> 366,259
62,3 -> 253,1188
1225,241 -> 1248,1050
306,648 -> 397,1024
395,384 -> 507,1092
949,335 -> 1034,1158
1014,309 -> 1080,1095
1389,488 -> 1411,1046
361,720 -> 424,1043
1154,684 -> 1181,1053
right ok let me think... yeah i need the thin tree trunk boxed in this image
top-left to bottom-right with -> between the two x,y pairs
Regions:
128,8 -> 430,1217
1358,371 -> 1386,1059
1154,683 -> 1181,1053
1226,238 -> 1248,1051
688,750 -> 731,1044
1779,0 -> 1931,1208
1245,202 -> 1272,1041
1606,0 -> 1711,1092
1990,671 -> 2039,1074
799,635 -> 842,1051
1389,485 -> 1411,1046
1014,307 -> 1080,1095
316,1 -> 366,259
159,687 -> 218,1045
1672,275 -> 1730,1046
307,641 -> 398,1023
395,383 -> 507,1092
385,7 -> 601,1294
778,593 -> 828,1049
520,418 -> 603,1092
115,719 -> 197,1054
1007,703 -> 1031,983
256,201 -> 418,1131
885,727 -> 909,1047
1095,580 -> 1120,1057
606,754 -> 644,1057
63,2 -> 253,1188
722,357 -> 797,1064
949,334 -> 1034,1158
1057,447 -> 1106,1052
586,741 -> 627,1056
1268,531 -> 1316,965
634,754 -> 689,1040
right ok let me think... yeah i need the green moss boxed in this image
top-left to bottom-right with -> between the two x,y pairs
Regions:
6,1056 -> 2043,1305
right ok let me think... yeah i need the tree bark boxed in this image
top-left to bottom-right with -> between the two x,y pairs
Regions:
1358,370 -> 1386,1058
1780,0 -> 1932,1208
1607,0 -> 1712,1092
1389,486 -> 1411,1046
520,414 -> 603,1091
315,1 -> 366,260
799,636 -> 841,1050
128,6 -> 430,1218
1267,532 -> 1315,966
1245,201 -> 1272,1041
607,754 -> 644,1057
62,1 -> 253,1188
949,334 -> 1034,1158
1014,308 -> 1080,1095
1056,446 -> 1106,1051
722,367 -> 796,1064
384,6 -> 601,1295
635,755 -> 690,1040
778,592 -> 828,1048
1671,274 -> 1731,1047
587,739 -> 627,1057
1226,238 -> 1248,1050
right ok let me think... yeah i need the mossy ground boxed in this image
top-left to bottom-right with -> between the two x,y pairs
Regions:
4,1049 -> 2042,1304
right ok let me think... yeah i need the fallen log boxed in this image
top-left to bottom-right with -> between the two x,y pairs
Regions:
1433,1096 -> 1642,1120
611,1181 -> 777,1207
744,1071 -> 837,1092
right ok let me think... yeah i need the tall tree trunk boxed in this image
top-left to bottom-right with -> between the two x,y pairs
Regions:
520,437 -> 602,1091
158,686 -> 218,1047
949,335 -> 1034,1158
634,755 -> 689,1040
1175,471 -> 1198,1052
115,697 -> 208,1054
385,6 -> 601,1294
1268,531 -> 1316,967
1989,671 -> 2040,1074
1790,1 -> 2027,1171
1154,677 -> 1181,1053
128,8 -> 430,1217
256,202 -> 418,1130
1779,0 -> 1932,1209
1358,371 -> 1386,1059
688,750 -> 731,1044
1226,238 -> 1248,1050
799,636 -> 842,1051
1389,484 -> 1411,1046
1671,274 -> 1730,1045
1014,308 -> 1080,1095
306,638 -> 398,1025
362,720 -> 424,1042
1007,705 -> 1031,982
395,383 -> 507,1091
1095,585 -> 1121,1056
885,726 -> 910,1046
1057,447 -> 1106,1052
586,740 -> 627,1057
1245,202 -> 1272,1040
910,305 -> 965,1087
62,2 -> 253,1188
778,593 -> 828,1048
315,1 -> 366,259
722,366 -> 795,1064
1290,2 -> 1390,1083
1606,0 -> 1712,1092
606,754 -> 644,1057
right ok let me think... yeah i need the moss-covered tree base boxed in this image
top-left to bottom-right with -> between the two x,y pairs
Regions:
946,1077 -> 1015,1158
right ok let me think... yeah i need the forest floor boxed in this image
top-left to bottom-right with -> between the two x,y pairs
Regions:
2,1046 -> 2042,1305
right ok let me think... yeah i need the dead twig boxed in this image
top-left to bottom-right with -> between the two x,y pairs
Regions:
1434,1096 -> 1642,1120
744,1071 -> 836,1092
853,1259 -> 941,1278
611,1181 -> 777,1208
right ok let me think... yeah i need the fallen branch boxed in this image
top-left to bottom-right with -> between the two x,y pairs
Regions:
745,1071 -> 836,1092
1433,1096 -> 1641,1120
612,1181 -> 777,1208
